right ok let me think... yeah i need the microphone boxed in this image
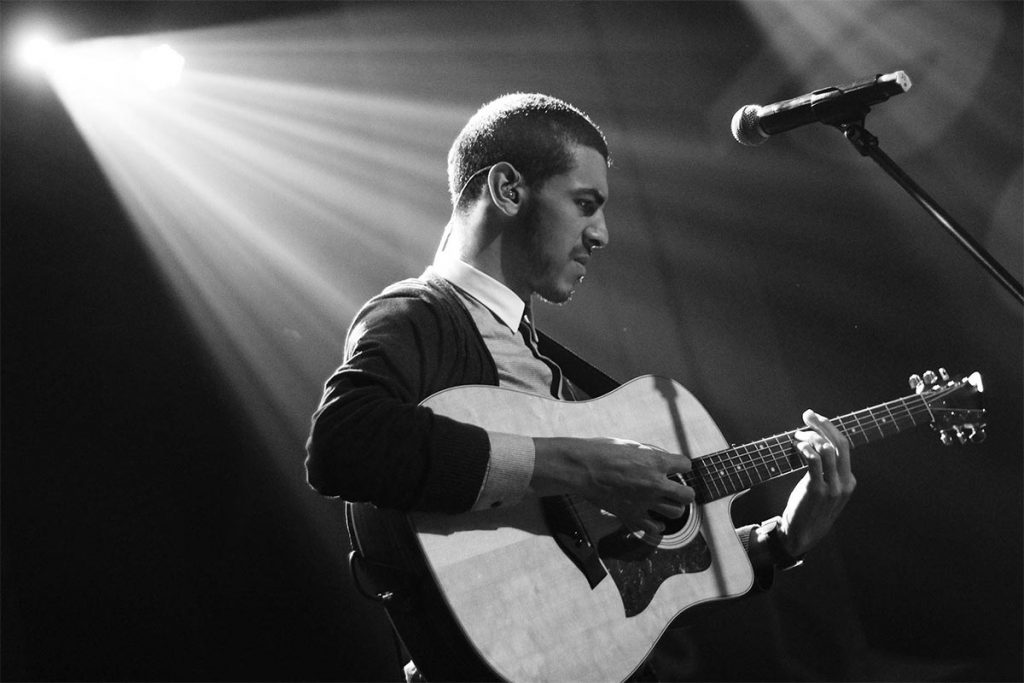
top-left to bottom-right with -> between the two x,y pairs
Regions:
731,70 -> 911,146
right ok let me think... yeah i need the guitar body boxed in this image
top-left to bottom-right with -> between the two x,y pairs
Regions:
345,370 -> 985,682
350,376 -> 755,682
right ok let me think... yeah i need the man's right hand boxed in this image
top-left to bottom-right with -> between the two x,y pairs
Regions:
529,436 -> 694,536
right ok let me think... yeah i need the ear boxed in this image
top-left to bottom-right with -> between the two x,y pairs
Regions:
486,162 -> 524,216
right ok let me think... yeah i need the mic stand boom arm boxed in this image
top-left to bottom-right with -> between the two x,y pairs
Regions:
835,117 -> 1023,305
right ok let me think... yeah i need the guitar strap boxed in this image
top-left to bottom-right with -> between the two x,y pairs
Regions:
535,328 -> 621,398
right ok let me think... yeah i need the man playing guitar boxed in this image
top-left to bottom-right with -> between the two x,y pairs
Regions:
306,93 -> 855,681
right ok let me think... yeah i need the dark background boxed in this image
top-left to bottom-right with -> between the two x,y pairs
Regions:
3,2 -> 1020,681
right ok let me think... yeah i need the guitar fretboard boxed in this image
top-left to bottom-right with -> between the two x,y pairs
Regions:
684,392 -> 936,503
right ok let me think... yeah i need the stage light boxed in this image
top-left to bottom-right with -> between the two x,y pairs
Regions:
35,8 -> 465,528
136,44 -> 185,90
16,30 -> 59,73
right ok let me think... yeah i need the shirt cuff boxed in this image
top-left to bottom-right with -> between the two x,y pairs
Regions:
471,432 -> 535,511
738,523 -> 776,592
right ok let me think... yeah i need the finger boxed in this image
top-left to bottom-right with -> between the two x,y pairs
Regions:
818,441 -> 843,491
803,410 -> 850,454
659,481 -> 695,505
650,500 -> 688,519
794,429 -> 829,464
833,433 -> 854,481
640,518 -> 665,535
804,410 -> 853,483
792,429 -> 820,450
797,439 -> 825,483
802,410 -> 837,445
654,449 -> 691,475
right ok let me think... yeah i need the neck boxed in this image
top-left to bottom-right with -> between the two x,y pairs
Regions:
440,210 -> 531,303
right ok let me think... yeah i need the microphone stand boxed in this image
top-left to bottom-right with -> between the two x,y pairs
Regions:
833,118 -> 1023,305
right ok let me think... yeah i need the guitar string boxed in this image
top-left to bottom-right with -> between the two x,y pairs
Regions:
685,393 -> 947,501
732,393 -> 950,464
692,408 -> 928,498
690,399 -> 977,501
705,396 -> 931,470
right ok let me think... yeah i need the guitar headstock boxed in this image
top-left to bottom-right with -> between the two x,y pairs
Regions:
909,369 -> 986,445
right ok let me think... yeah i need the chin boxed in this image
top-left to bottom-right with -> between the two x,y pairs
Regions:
532,268 -> 583,305
536,283 -> 577,306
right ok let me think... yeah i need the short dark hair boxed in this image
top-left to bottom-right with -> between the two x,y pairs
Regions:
447,93 -> 610,210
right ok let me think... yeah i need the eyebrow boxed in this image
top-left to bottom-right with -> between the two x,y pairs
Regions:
575,187 -> 607,206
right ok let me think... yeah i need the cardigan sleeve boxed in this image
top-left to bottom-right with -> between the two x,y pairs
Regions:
305,292 -> 491,513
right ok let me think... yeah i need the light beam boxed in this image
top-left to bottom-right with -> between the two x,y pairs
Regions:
136,44 -> 185,90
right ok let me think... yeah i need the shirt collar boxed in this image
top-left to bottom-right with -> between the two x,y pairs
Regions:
432,250 -> 526,332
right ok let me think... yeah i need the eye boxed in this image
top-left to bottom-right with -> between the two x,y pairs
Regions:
575,198 -> 596,216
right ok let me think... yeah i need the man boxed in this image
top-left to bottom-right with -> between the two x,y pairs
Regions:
306,93 -> 855,681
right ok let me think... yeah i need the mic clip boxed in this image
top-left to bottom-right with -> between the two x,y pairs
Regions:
807,87 -> 872,130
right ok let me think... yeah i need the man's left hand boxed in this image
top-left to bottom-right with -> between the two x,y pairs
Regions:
778,409 -> 856,557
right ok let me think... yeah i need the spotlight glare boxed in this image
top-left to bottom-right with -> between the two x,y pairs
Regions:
17,31 -> 58,72
136,44 -> 185,90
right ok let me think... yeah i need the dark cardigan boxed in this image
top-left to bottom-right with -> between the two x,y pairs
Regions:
306,272 -> 500,512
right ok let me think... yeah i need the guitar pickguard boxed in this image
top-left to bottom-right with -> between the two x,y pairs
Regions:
597,526 -> 712,618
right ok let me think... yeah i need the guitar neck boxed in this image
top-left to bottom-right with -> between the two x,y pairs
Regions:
687,391 -> 934,503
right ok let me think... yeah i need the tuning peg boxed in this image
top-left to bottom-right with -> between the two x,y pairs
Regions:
909,374 -> 923,392
939,368 -> 950,381
923,370 -> 938,385
938,423 -> 987,447
941,425 -> 970,445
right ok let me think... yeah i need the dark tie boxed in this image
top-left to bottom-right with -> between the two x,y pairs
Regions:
519,314 -> 567,399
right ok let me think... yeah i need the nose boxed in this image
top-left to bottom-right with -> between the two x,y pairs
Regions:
583,213 -> 608,253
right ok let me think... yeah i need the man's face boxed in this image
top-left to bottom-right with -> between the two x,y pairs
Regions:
517,144 -> 609,304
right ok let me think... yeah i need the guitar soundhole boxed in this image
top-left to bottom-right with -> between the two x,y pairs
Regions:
652,503 -> 691,536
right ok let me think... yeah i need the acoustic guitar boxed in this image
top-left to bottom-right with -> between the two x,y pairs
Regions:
347,370 -> 985,682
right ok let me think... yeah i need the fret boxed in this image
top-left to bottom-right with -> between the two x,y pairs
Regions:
855,408 -> 879,444
835,412 -> 856,445
707,450 -> 733,495
780,434 -> 804,472
744,443 -> 766,484
865,405 -> 887,440
752,440 -> 775,482
885,400 -> 913,436
685,461 -> 713,504
718,453 -> 736,495
835,415 -> 855,444
733,444 -> 755,488
755,436 -> 789,480
843,407 -> 875,445
912,395 -> 932,425
723,453 -> 741,493
689,382 -> 971,503
699,454 -> 724,501
694,435 -> 790,502
713,449 -> 736,494
728,448 -> 749,494
761,442 -> 786,479
748,442 -> 775,482
900,397 -> 922,427
880,401 -> 899,439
